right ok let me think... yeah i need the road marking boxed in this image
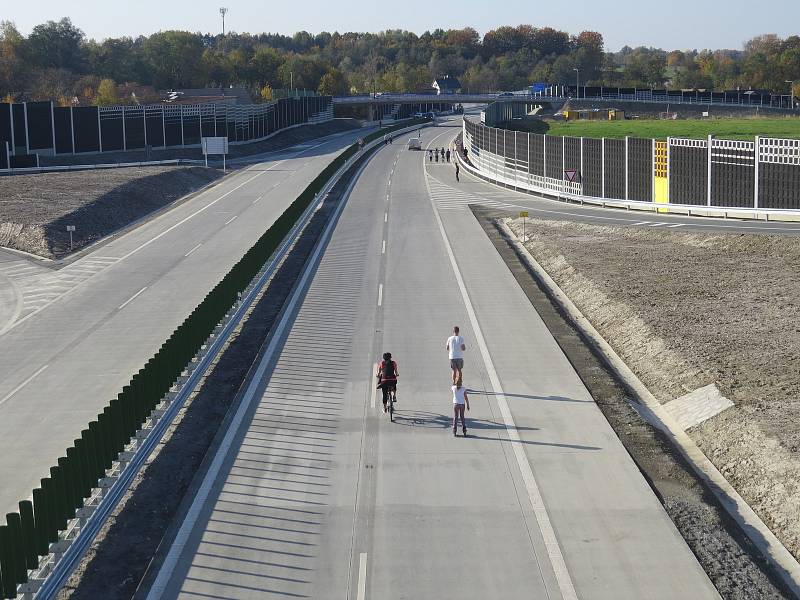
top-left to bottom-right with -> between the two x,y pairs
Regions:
0,365 -> 48,408
184,243 -> 202,257
147,145 -> 368,600
252,195 -> 264,204
381,240 -> 386,254
118,287 -> 147,310
632,221 -> 650,226
648,222 -> 666,227
224,215 -> 238,225
119,169 -> 268,262
424,167 -> 579,600
377,284 -> 383,307
357,552 -> 368,600
667,224 -> 685,228
384,212 -> 388,223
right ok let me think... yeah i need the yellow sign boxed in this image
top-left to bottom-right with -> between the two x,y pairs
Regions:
519,211 -> 529,218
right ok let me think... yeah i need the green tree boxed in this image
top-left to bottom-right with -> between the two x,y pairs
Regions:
96,78 -> 119,105
143,31 -> 204,88
318,68 -> 348,95
250,46 -> 283,86
27,18 -> 86,71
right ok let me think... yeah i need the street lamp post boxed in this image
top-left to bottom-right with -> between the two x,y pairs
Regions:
786,80 -> 797,110
290,71 -> 293,97
573,68 -> 580,99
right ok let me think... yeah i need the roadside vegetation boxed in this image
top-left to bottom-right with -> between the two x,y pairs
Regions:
1,18 -> 798,104
505,117 -> 800,140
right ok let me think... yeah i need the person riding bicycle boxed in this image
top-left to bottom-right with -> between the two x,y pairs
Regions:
376,352 -> 398,413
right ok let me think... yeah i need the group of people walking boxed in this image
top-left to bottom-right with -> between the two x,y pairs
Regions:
376,325 -> 470,437
428,147 -> 451,163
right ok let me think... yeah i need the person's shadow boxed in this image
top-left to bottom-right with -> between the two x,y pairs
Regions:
390,408 -> 601,451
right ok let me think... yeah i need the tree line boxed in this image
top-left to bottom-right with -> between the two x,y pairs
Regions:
0,19 -> 798,106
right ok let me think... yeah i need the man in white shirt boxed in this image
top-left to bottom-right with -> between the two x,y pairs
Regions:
445,326 -> 466,385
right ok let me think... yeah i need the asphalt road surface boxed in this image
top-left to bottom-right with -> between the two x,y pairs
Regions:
145,124 -> 721,599
0,127 -> 370,516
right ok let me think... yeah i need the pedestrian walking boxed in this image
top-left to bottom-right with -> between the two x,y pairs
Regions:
429,149 -> 433,161
445,326 -> 466,385
452,377 -> 469,437
446,149 -> 451,162
455,162 -> 460,182
435,150 -> 439,162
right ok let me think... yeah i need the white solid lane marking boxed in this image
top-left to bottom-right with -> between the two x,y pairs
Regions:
0,365 -> 49,407
632,221 -> 650,226
377,284 -> 383,307
357,553 -> 368,600
382,240 -> 386,254
667,224 -> 685,228
225,215 -> 238,225
120,169 -> 268,261
185,243 -> 202,257
118,286 -> 147,310
424,168 -> 579,600
648,222 -> 666,227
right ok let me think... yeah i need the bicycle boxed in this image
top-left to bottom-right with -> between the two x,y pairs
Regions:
387,385 -> 397,422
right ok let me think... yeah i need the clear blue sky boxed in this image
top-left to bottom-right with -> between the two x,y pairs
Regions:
5,0 -> 798,51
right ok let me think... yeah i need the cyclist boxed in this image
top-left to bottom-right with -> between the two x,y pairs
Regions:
376,352 -> 399,412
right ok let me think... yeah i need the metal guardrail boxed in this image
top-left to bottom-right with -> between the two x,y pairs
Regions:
21,120 -> 429,600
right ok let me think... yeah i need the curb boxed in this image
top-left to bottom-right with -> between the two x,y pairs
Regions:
496,219 -> 800,598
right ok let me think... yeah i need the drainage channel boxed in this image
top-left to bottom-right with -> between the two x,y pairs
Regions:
473,205 -> 793,600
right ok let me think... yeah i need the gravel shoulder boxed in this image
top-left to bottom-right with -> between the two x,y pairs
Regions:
503,215 -> 800,570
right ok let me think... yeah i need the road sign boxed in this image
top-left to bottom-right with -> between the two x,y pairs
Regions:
66,225 -> 75,251
202,136 -> 229,170
519,211 -> 529,218
564,169 -> 579,183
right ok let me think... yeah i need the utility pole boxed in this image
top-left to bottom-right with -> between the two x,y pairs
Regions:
573,68 -> 580,99
219,7 -> 228,36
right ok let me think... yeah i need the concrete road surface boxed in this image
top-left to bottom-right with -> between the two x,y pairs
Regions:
0,127 -> 369,515
147,125 -> 720,599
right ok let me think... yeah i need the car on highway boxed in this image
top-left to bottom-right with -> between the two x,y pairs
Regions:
407,137 -> 422,150
498,91 -> 515,97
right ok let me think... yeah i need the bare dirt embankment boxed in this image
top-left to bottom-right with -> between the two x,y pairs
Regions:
0,166 -> 224,258
505,216 -> 800,563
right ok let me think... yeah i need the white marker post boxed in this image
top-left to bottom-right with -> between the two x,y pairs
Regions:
66,225 -> 75,251
519,211 -> 528,242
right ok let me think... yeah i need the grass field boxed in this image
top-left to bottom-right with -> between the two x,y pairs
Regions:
543,118 -> 800,140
